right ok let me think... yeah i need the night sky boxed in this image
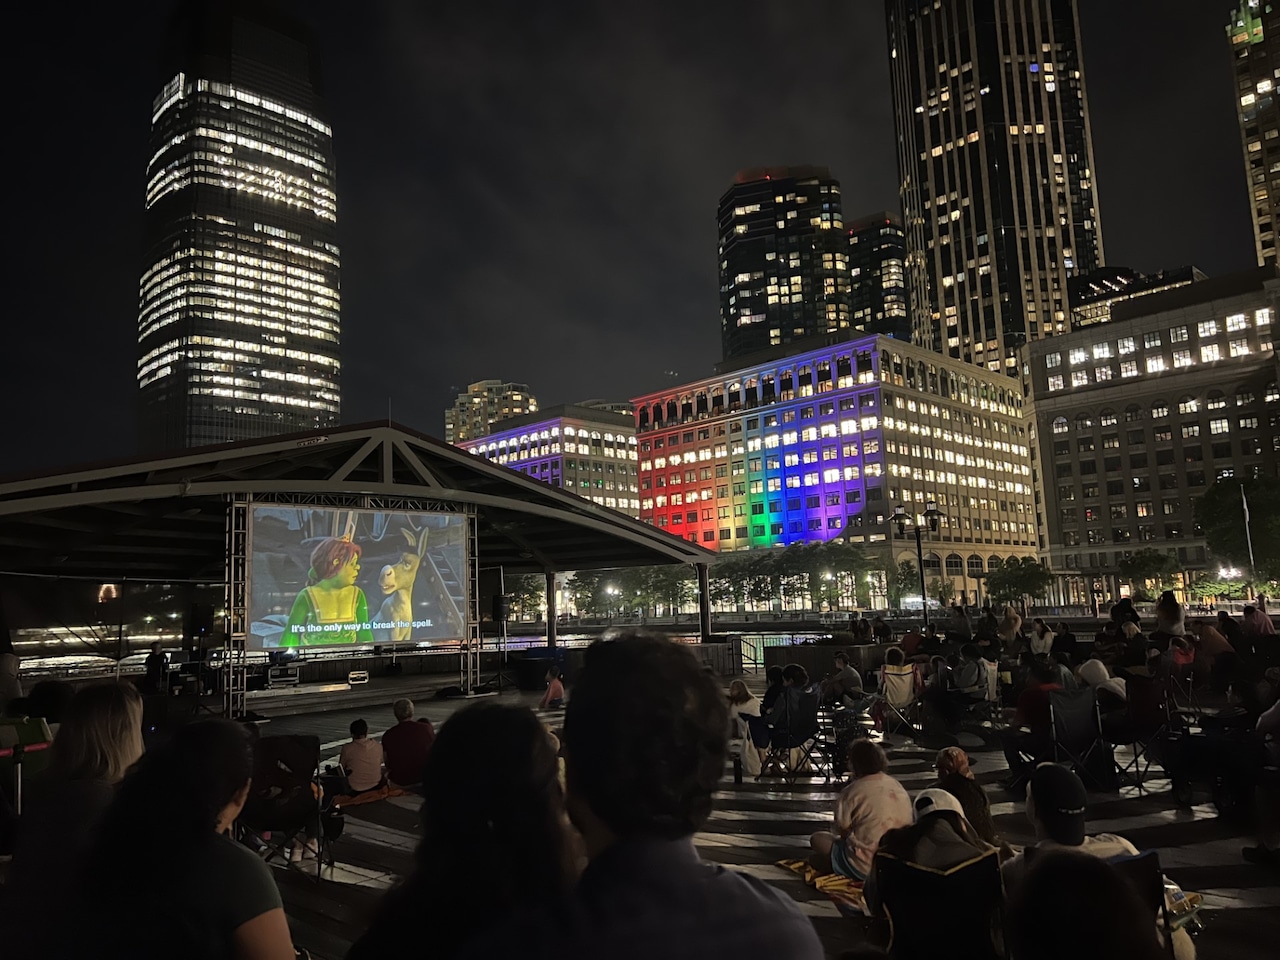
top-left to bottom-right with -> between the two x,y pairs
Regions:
2,0 -> 1254,473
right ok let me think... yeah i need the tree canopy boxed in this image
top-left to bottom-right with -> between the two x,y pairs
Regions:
1196,477 -> 1280,583
1117,548 -> 1179,600
983,556 -> 1054,604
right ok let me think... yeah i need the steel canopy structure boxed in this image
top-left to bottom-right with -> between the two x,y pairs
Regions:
0,422 -> 712,580
0,423 -> 715,710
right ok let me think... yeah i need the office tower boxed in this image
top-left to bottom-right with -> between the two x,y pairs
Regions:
1023,267 -> 1279,604
444,380 -> 538,443
1228,3 -> 1280,265
460,405 -> 639,517
718,166 -> 852,363
633,335 -> 1036,605
138,1 -> 341,451
1068,265 -> 1206,328
886,0 -> 1104,374
848,212 -> 910,339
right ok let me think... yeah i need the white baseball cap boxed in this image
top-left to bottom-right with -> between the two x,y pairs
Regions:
913,787 -> 966,822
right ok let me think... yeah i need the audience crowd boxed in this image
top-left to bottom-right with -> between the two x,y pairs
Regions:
0,595 -> 1275,959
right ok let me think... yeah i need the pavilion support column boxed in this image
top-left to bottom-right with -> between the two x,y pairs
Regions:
545,572 -> 558,649
696,563 -> 712,644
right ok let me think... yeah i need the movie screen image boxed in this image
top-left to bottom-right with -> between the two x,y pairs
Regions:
248,506 -> 467,649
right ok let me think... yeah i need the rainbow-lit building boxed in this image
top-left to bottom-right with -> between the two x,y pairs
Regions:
633,335 -> 1037,599
458,404 -> 639,517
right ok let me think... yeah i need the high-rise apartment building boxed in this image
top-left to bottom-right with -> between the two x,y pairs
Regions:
1023,268 -> 1280,603
1068,266 -> 1206,328
718,167 -> 852,363
633,335 -> 1036,602
1228,2 -> 1280,265
886,0 -> 1104,373
459,405 -> 639,517
444,380 -> 538,443
138,1 -> 341,451
848,212 -> 910,339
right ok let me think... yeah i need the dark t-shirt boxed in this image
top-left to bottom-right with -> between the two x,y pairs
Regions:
80,832 -> 282,960
381,718 -> 436,786
456,837 -> 824,960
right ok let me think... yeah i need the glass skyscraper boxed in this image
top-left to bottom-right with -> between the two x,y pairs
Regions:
1228,2 -> 1280,266
848,212 -> 910,340
886,0 -> 1104,375
138,1 -> 341,451
718,166 -> 853,363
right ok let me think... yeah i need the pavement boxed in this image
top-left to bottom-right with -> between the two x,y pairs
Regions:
256,678 -> 1280,960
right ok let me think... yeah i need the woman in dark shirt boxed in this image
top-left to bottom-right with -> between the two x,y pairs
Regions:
80,720 -> 294,960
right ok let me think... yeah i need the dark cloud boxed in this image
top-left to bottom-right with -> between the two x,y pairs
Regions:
0,0 -> 1252,473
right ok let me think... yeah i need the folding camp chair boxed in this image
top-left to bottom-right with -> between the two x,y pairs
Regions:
237,734 -> 334,880
1104,672 -> 1171,794
758,689 -> 831,784
0,717 -> 54,815
872,846 -> 1004,960
873,662 -> 923,733
1049,687 -> 1110,789
1107,851 -> 1180,958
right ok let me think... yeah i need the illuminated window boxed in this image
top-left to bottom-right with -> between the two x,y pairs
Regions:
1227,313 -> 1249,332
1071,371 -> 1089,387
1047,375 -> 1064,392
1172,350 -> 1193,368
1197,320 -> 1219,338
1095,366 -> 1113,382
1092,343 -> 1113,360
1146,356 -> 1167,373
1068,348 -> 1088,365
1230,338 -> 1251,357
1117,337 -> 1136,355
1046,352 -> 1061,368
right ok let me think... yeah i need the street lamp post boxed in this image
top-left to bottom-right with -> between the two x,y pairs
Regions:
894,500 -> 942,626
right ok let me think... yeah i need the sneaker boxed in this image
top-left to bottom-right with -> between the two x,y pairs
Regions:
289,845 -> 303,863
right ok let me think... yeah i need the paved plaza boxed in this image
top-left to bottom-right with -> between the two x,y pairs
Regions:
255,678 -> 1279,960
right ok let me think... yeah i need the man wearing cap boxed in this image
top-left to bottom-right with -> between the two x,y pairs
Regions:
1004,764 -> 1198,959
863,788 -> 994,918
1001,764 -> 1138,892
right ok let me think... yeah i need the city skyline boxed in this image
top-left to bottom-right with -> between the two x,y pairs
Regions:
2,0 -> 1257,472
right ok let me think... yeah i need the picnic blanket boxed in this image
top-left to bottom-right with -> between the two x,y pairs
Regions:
776,858 -> 866,916
331,783 -> 410,808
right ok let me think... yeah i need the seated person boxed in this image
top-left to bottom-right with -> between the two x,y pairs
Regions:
1051,621 -> 1079,665
899,628 -> 927,659
809,740 -> 912,881
1002,764 -> 1197,960
727,679 -> 768,774
999,660 -> 1063,788
764,664 -> 816,749
872,616 -> 894,642
863,788 -> 994,917
1092,621 -> 1126,666
338,718 -> 385,794
820,651 -> 866,709
539,665 -> 566,709
1078,658 -> 1127,712
381,698 -> 436,788
933,746 -> 1008,855
1009,851 -> 1168,960
760,664 -> 786,714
